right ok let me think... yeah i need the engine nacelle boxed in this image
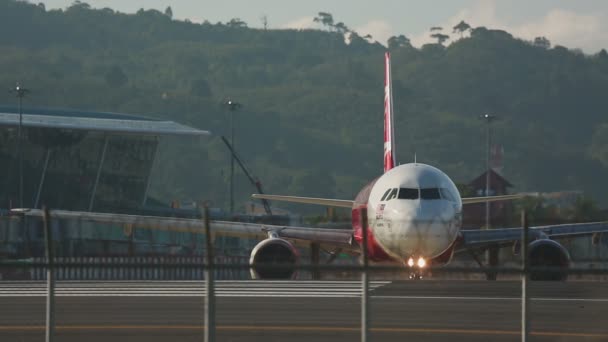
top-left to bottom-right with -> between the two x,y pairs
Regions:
249,238 -> 299,280
528,239 -> 570,281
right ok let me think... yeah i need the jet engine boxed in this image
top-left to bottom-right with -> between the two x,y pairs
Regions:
249,238 -> 299,279
528,239 -> 570,281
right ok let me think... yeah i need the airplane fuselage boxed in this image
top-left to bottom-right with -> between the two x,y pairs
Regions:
352,163 -> 462,264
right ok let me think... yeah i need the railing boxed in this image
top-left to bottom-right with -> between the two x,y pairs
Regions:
13,256 -> 250,281
0,208 -> 607,342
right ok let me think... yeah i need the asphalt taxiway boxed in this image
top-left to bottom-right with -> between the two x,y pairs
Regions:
1,280 -> 607,341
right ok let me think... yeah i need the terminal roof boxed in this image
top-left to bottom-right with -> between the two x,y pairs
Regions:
0,106 -> 210,136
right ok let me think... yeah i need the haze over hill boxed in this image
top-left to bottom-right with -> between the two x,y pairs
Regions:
2,0 -> 608,212
33,0 -> 608,53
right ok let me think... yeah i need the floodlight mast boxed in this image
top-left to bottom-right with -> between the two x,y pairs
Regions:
223,99 -> 242,215
10,83 -> 30,209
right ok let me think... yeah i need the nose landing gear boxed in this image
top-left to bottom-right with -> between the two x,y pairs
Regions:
406,257 -> 427,280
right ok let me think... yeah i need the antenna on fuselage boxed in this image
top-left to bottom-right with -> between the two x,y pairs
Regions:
414,152 -> 417,164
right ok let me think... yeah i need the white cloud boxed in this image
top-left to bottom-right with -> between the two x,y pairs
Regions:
281,16 -> 318,30
510,9 -> 605,51
354,20 -> 392,45
408,0 -> 608,53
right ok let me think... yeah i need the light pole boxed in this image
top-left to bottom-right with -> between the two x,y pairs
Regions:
224,99 -> 242,214
480,113 -> 497,280
10,83 -> 29,208
479,113 -> 496,229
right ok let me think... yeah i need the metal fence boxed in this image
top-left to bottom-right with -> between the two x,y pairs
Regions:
1,208 -> 607,342
14,256 -> 250,281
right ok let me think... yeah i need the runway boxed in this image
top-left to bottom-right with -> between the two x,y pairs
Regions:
1,280 -> 607,341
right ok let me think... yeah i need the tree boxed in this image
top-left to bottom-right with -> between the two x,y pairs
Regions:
569,195 -> 600,222
104,65 -> 128,87
429,26 -> 449,45
533,36 -> 551,49
455,183 -> 475,197
431,33 -> 450,45
191,79 -> 212,97
387,35 -> 411,49
589,123 -> 608,166
69,1 -> 91,10
452,20 -> 471,38
164,6 -> 173,19
333,22 -> 349,34
313,12 -> 334,29
260,15 -> 268,30
227,18 -> 247,28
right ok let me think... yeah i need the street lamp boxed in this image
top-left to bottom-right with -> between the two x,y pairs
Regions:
10,83 -> 30,208
480,113 -> 498,280
223,99 -> 242,214
479,113 -> 496,229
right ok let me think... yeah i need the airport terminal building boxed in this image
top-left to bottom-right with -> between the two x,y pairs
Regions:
0,106 -> 208,212
0,106 -> 211,258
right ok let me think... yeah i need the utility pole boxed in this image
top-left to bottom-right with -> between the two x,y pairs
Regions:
10,83 -> 30,208
223,99 -> 242,215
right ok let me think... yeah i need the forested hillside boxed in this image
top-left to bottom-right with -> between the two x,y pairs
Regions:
2,0 -> 608,211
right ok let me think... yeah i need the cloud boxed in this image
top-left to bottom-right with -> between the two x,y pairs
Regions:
408,0 -> 608,53
510,9 -> 605,51
354,20 -> 392,45
281,16 -> 318,30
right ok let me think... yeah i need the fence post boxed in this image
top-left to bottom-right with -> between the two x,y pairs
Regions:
360,209 -> 369,342
311,242 -> 320,280
203,205 -> 215,342
43,207 -> 55,342
521,210 -> 530,342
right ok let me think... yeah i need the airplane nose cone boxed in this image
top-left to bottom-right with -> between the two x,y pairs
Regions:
375,200 -> 459,260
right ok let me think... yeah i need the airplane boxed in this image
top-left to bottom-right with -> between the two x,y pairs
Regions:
14,52 -> 608,281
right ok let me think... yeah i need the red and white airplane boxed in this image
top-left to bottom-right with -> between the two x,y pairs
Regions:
16,52 -> 608,280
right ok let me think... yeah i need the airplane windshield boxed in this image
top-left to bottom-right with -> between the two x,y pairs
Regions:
420,188 -> 441,200
398,188 -> 419,199
380,189 -> 392,201
386,188 -> 399,201
440,188 -> 457,202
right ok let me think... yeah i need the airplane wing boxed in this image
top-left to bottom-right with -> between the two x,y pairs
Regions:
252,194 -> 354,208
13,209 -> 356,251
254,193 -> 523,207
461,194 -> 524,205
460,221 -> 608,250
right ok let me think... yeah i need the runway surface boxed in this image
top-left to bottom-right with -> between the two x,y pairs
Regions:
1,280 -> 607,341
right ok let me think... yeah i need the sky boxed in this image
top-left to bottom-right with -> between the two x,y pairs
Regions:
33,0 -> 608,52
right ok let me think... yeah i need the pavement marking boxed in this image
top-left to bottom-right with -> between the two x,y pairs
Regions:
373,295 -> 608,302
1,281 -> 607,301
0,281 -> 391,298
0,325 -> 606,338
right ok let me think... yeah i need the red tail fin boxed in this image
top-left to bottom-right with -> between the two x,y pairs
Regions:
384,52 -> 396,172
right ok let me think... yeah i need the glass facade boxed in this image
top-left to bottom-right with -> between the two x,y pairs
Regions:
0,127 -> 157,212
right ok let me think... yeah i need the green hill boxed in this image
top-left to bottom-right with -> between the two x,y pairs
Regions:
1,1 -> 608,211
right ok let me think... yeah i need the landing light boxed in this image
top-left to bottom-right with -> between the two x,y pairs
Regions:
417,257 -> 426,268
407,257 -> 414,267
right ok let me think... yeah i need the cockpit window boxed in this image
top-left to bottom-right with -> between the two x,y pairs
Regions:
380,189 -> 392,201
440,188 -> 457,202
420,188 -> 441,200
398,188 -> 419,200
386,188 -> 399,201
